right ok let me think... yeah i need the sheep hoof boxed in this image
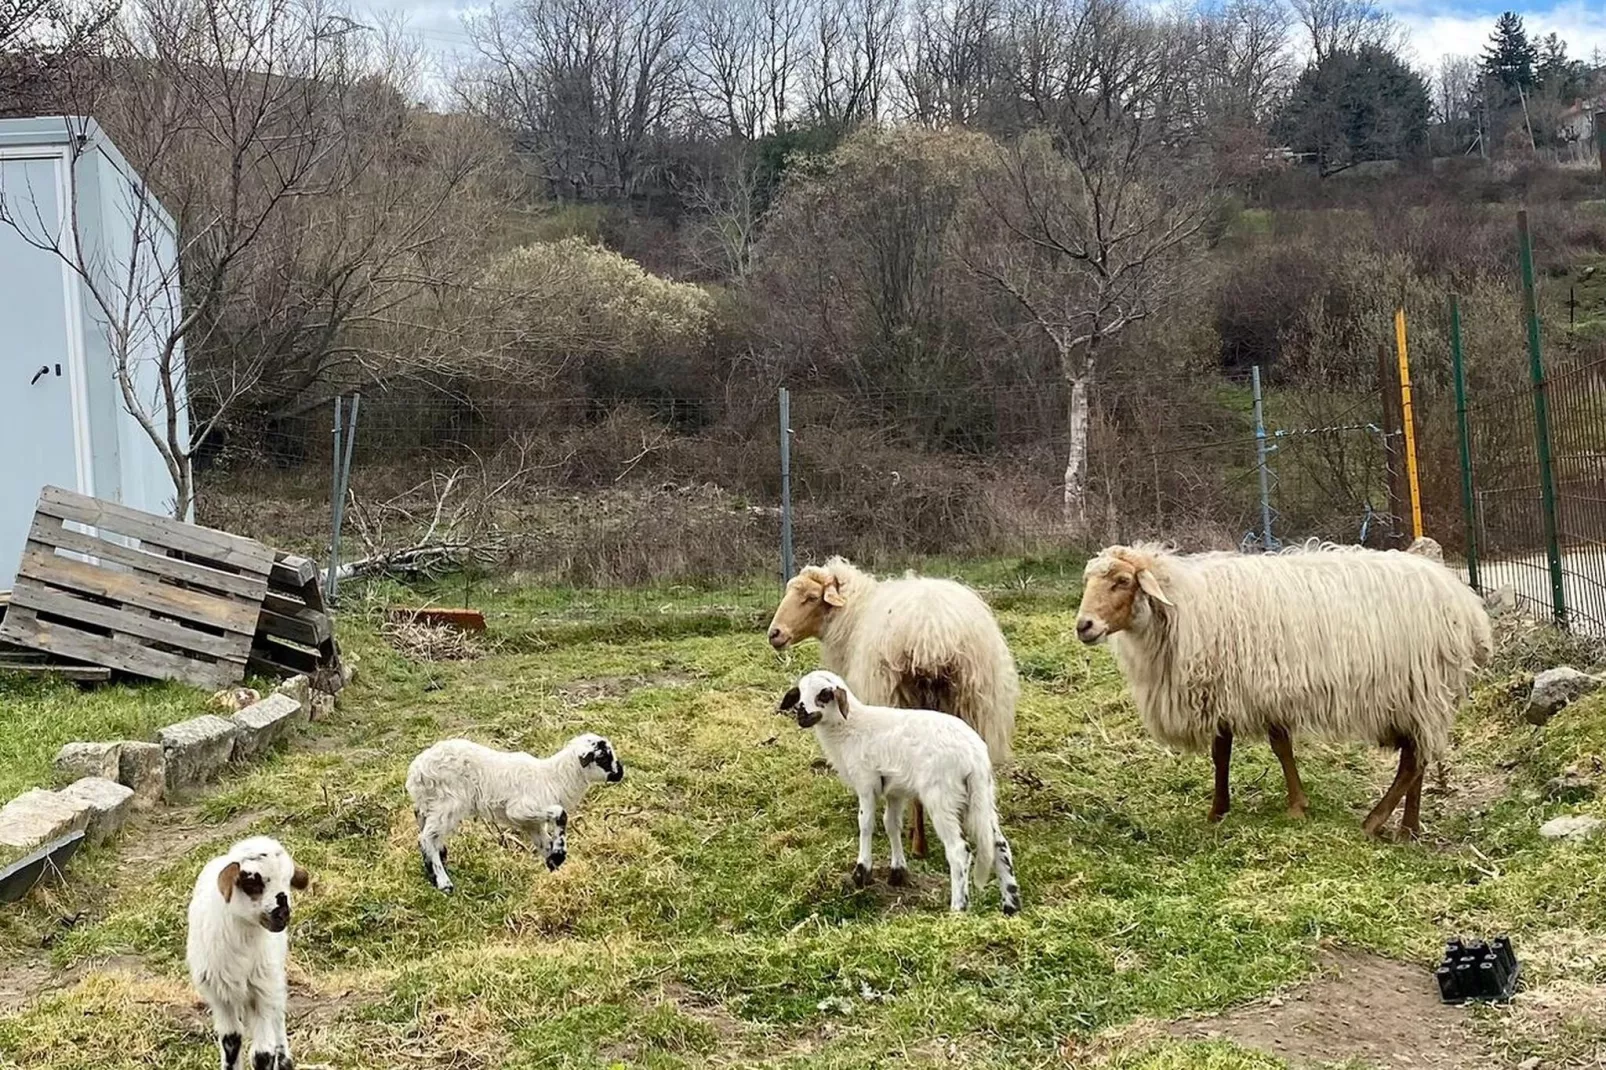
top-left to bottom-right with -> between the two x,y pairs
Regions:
887,866 -> 908,887
1002,900 -> 1020,917
1207,808 -> 1228,824
1395,824 -> 1421,843
1287,804 -> 1308,820
437,882 -> 454,895
851,863 -> 870,888
546,850 -> 567,871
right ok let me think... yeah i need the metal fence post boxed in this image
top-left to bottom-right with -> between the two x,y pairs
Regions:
1519,209 -> 1566,626
330,393 -> 361,603
327,396 -> 344,599
1393,308 -> 1424,541
1449,294 -> 1479,592
1596,111 -> 1606,182
1252,365 -> 1274,550
779,386 -> 794,584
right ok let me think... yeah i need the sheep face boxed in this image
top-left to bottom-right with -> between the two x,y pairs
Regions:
215,837 -> 309,933
575,734 -> 626,783
778,670 -> 851,727
1075,547 -> 1172,644
767,566 -> 845,650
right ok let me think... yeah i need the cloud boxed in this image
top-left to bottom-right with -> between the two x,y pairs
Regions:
1384,1 -> 1606,68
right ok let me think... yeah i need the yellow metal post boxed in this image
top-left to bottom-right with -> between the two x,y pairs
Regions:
1394,308 -> 1423,540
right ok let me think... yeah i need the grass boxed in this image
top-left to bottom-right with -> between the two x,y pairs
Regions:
0,566 -> 1604,1068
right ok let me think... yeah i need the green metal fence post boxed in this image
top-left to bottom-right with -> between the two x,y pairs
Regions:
1450,294 -> 1479,592
1518,210 -> 1566,627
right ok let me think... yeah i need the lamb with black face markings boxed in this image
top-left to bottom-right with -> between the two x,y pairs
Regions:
405,733 -> 624,893
187,836 -> 311,1070
779,670 -> 1021,915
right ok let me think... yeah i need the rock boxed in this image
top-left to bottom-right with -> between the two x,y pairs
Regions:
0,789 -> 93,851
1545,768 -> 1596,803
158,716 -> 239,793
53,742 -> 122,783
117,742 -> 166,806
275,674 -> 312,710
309,690 -> 335,723
1518,1057 -> 1542,1070
1539,814 -> 1603,841
57,778 -> 135,845
1406,536 -> 1443,563
230,693 -> 304,762
1524,667 -> 1605,726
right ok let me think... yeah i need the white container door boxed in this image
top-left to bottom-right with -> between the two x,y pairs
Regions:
0,154 -> 84,590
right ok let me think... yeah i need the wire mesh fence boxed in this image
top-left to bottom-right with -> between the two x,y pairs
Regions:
196,362 -> 1407,625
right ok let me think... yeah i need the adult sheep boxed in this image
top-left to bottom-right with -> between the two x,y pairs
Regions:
1074,541 -> 1492,839
767,557 -> 1018,857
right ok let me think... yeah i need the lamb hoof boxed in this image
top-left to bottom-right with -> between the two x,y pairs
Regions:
546,850 -> 567,871
1395,824 -> 1421,843
888,866 -> 908,887
1207,809 -> 1228,824
1287,805 -> 1308,821
1002,900 -> 1020,917
851,863 -> 870,888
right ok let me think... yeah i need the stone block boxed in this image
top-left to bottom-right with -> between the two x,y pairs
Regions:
58,778 -> 136,845
158,716 -> 239,793
54,742 -> 122,783
230,693 -> 303,762
0,789 -> 92,851
117,741 -> 166,806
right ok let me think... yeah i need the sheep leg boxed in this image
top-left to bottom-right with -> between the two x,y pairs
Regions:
1399,766 -> 1425,842
1362,740 -> 1419,839
853,793 -> 876,888
909,799 -> 929,858
417,813 -> 457,893
1267,726 -> 1309,818
212,1005 -> 245,1070
883,796 -> 909,886
929,809 -> 971,911
993,831 -> 1022,916
1208,727 -> 1233,823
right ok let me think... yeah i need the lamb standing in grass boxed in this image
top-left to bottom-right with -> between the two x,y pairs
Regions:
406,734 -> 624,893
767,557 -> 1017,858
1074,541 -> 1493,839
778,670 -> 1021,914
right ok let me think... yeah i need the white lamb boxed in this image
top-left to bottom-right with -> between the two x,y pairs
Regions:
778,670 -> 1021,914
405,733 -> 624,893
186,836 -> 310,1070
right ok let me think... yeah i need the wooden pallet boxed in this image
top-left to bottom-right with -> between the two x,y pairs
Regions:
0,486 -> 273,690
249,553 -> 341,687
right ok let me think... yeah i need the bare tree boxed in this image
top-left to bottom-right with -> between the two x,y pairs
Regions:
1194,0 -> 1291,128
973,0 -> 1211,534
687,0 -> 803,137
1290,0 -> 1395,65
899,0 -> 1004,127
464,0 -> 690,199
0,0 -> 115,114
803,0 -> 902,124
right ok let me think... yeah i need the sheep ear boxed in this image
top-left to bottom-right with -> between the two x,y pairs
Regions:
833,687 -> 851,718
1137,568 -> 1173,607
290,865 -> 310,891
777,686 -> 801,714
216,861 -> 240,903
823,583 -> 846,608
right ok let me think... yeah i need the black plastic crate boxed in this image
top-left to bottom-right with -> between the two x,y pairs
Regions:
1436,936 -> 1521,1004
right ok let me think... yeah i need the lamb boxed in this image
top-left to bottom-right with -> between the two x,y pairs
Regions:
1074,541 -> 1493,839
778,670 -> 1021,914
405,733 -> 624,893
186,836 -> 310,1070
767,557 -> 1018,857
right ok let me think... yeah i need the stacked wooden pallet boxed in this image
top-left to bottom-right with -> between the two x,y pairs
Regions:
251,553 -> 342,688
0,487 -> 340,690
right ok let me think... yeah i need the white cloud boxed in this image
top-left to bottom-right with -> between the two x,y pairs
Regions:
1386,2 -> 1606,69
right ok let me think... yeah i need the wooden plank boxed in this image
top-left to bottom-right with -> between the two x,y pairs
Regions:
28,516 -> 268,601
388,607 -> 487,632
249,637 -> 321,676
0,607 -> 241,690
14,546 -> 261,636
35,486 -> 272,575
272,554 -> 317,587
10,579 -> 247,661
256,605 -> 331,647
264,591 -> 315,616
0,663 -> 112,682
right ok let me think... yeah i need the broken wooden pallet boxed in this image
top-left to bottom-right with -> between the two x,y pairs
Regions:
0,486 -> 273,690
250,553 -> 341,687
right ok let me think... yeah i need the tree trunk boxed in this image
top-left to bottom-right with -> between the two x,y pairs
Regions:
1064,372 -> 1090,535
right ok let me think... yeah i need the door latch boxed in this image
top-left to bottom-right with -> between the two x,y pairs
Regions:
30,365 -> 49,386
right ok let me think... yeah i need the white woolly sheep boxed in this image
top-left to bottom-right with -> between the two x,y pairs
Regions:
778,670 -> 1020,914
1074,541 -> 1492,839
405,734 -> 624,893
767,557 -> 1018,857
187,836 -> 310,1070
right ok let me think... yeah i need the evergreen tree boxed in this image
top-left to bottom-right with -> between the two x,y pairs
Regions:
1273,45 -> 1430,175
1481,12 -> 1538,91
1536,32 -> 1586,98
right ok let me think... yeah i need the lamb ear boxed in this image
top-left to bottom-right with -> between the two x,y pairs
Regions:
777,685 -> 801,714
290,865 -> 310,891
822,583 -> 846,608
216,861 -> 241,903
1137,568 -> 1173,607
833,687 -> 851,719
